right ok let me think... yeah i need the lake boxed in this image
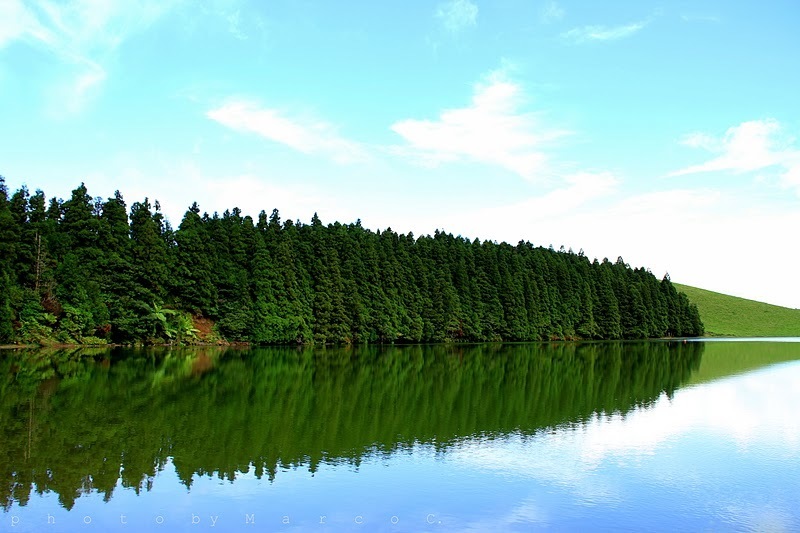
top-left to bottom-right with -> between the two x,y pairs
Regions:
2,340 -> 799,531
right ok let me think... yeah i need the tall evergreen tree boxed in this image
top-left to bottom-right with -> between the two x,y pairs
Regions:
174,203 -> 218,316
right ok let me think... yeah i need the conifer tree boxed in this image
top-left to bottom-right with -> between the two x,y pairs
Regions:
174,203 -> 218,316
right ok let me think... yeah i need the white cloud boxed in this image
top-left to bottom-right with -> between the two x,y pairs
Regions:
670,119 -> 800,195
436,0 -> 478,33
0,0 -> 53,47
673,119 -> 781,174
207,99 -> 368,164
455,171 -> 619,226
0,0 -> 179,115
390,71 -> 570,181
561,20 -> 648,43
540,2 -> 565,24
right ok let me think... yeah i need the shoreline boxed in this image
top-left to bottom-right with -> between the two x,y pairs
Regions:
4,335 -> 782,352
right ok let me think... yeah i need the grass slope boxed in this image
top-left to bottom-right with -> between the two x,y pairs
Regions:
675,283 -> 800,337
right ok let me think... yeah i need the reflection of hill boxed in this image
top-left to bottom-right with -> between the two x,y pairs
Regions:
0,342 -> 703,510
686,340 -> 800,386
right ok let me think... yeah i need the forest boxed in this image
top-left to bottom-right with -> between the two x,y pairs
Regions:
0,178 -> 703,345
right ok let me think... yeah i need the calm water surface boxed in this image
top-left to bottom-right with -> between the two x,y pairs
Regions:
1,340 -> 799,532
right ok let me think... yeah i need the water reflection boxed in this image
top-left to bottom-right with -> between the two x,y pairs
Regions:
0,342 -> 703,511
451,360 -> 800,532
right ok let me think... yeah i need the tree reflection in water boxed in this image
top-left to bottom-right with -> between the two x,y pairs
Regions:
0,341 -> 703,510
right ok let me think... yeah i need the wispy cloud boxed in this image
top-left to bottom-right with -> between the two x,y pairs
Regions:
679,132 -> 719,151
206,99 -> 368,164
670,119 -> 800,194
540,1 -> 565,24
561,19 -> 649,43
46,57 -> 108,116
390,70 -> 570,181
0,0 -> 52,47
199,2 -> 261,41
458,171 -> 620,229
436,0 -> 478,33
0,0 -> 179,115
673,119 -> 781,174
680,13 -> 721,24
225,10 -> 247,40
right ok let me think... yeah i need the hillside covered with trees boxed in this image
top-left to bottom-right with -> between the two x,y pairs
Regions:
0,178 -> 703,345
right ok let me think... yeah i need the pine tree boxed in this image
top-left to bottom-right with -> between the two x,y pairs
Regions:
174,203 -> 218,316
595,260 -> 622,338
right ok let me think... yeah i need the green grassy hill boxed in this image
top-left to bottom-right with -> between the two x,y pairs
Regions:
675,283 -> 800,337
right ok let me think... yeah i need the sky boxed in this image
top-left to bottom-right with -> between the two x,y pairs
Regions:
1,0 -> 799,308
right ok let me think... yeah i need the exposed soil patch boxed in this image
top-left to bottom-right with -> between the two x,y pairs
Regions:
192,316 -> 216,342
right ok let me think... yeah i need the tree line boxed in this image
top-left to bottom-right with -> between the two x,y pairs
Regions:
0,178 -> 703,344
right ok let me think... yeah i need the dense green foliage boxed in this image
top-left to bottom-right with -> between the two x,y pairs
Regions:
0,342 -> 704,509
674,283 -> 800,337
0,179 -> 703,344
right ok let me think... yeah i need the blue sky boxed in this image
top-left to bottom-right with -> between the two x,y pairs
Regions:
1,0 -> 799,307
